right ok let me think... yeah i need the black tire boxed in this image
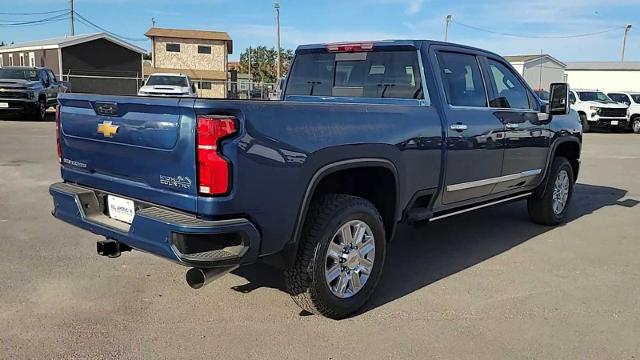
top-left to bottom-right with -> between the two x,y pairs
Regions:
631,116 -> 640,134
580,114 -> 590,133
528,156 -> 574,225
34,97 -> 46,121
284,194 -> 386,319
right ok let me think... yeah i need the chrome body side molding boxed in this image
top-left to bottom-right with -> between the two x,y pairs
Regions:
446,169 -> 542,192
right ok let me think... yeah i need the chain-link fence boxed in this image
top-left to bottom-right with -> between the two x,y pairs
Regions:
61,71 -> 280,100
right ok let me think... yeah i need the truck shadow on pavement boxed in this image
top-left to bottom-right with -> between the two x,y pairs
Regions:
0,110 -> 56,122
232,183 -> 632,317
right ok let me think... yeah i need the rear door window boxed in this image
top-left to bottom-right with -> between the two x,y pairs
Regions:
486,59 -> 532,109
436,52 -> 487,107
285,50 -> 423,99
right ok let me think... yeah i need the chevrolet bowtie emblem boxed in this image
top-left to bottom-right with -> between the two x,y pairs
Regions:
97,121 -> 119,138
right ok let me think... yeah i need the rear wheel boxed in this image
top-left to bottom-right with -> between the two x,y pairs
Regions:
528,157 -> 574,225
631,116 -> 640,134
284,194 -> 386,319
580,114 -> 590,133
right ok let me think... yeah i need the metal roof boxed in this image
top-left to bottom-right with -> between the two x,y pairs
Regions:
0,33 -> 147,55
504,54 -> 566,67
565,62 -> 640,71
145,28 -> 233,53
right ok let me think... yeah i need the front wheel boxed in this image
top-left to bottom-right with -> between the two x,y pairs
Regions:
528,156 -> 575,225
284,194 -> 386,319
580,114 -> 590,133
34,97 -> 47,121
631,117 -> 640,134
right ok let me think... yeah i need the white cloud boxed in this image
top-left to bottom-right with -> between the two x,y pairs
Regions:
405,0 -> 425,15
375,0 -> 425,15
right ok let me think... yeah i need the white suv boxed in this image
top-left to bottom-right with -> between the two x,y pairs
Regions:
569,89 -> 628,132
607,91 -> 640,134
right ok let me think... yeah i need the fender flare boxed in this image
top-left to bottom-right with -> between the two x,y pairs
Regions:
285,158 -> 400,259
537,136 -> 581,196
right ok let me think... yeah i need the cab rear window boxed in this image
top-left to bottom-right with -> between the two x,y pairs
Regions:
285,51 -> 423,99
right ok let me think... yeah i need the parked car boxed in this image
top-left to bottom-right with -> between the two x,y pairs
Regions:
607,91 -> 640,134
569,89 -> 628,132
0,66 -> 67,120
50,40 -> 581,319
138,73 -> 196,97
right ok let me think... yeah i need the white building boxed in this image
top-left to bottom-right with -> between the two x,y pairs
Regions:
565,62 -> 640,92
505,54 -> 567,91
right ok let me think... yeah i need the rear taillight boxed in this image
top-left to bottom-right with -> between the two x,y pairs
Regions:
55,105 -> 61,163
326,42 -> 375,53
196,116 -> 236,196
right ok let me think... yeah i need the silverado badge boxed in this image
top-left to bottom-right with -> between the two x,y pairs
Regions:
97,121 -> 119,138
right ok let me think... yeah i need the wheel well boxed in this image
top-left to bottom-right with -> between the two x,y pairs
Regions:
554,141 -> 580,179
311,166 -> 397,239
631,113 -> 640,120
577,111 -> 586,117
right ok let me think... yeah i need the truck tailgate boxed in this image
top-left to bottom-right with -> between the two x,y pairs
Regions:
58,94 -> 198,213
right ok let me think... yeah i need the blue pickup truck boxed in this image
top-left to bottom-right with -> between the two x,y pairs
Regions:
50,40 -> 581,318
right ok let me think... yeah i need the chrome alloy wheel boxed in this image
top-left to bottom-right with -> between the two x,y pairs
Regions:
552,169 -> 570,215
325,220 -> 375,299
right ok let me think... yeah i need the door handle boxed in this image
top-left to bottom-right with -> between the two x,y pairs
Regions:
450,123 -> 468,131
505,123 -> 520,130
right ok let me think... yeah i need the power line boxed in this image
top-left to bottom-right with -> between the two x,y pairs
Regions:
0,18 -> 69,28
0,12 -> 70,27
73,11 -> 148,42
0,9 -> 67,15
451,20 -> 623,39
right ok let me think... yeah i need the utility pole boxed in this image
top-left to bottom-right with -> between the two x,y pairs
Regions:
150,18 -> 156,68
275,1 -> 282,80
444,15 -> 452,42
69,0 -> 75,36
538,49 -> 543,91
248,46 -> 252,89
621,24 -> 632,62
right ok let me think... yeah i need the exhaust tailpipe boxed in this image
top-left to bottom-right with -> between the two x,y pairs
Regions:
186,265 -> 239,289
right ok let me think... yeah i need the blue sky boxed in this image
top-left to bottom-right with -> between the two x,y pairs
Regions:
2,0 -> 638,62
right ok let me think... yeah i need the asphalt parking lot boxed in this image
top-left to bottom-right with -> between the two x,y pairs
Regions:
1,117 -> 639,359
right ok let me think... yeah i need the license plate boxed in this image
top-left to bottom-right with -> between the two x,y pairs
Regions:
0,103 -> 8,108
611,120 -> 619,125
107,195 -> 135,224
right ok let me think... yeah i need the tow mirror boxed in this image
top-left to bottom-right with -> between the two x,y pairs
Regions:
548,83 -> 570,115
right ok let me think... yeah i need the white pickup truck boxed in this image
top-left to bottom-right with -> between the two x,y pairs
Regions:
607,91 -> 640,134
569,89 -> 628,132
138,73 -> 197,97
